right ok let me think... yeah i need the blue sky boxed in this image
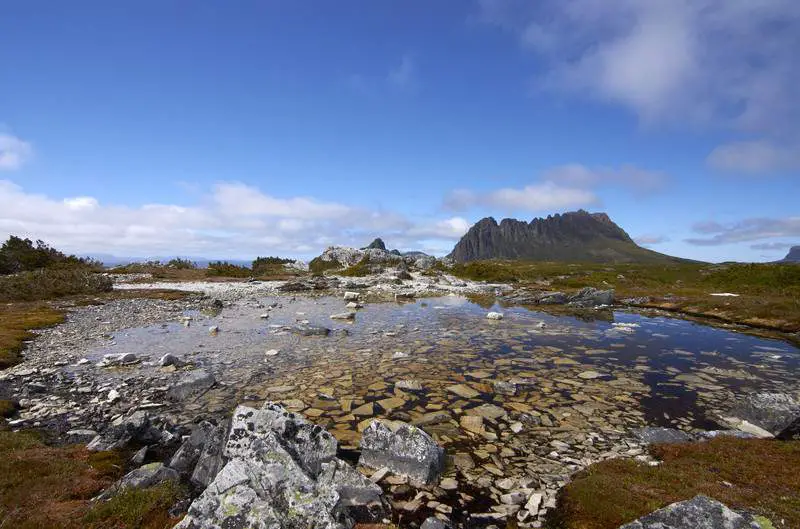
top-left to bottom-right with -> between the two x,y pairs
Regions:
1,0 -> 798,261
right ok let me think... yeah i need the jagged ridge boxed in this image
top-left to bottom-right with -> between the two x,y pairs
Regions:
448,210 -> 679,263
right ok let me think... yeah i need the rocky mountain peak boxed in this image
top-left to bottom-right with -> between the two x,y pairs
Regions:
448,210 -> 672,263
780,245 -> 800,263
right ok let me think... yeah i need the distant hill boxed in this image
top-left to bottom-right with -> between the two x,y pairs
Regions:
448,210 -> 684,263
779,246 -> 800,263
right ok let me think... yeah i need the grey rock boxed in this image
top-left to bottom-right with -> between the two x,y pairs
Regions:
99,462 -> 179,499
87,410 -> 161,451
166,369 -> 215,402
619,495 -> 760,529
191,420 -> 228,488
726,392 -> 800,438
160,353 -> 185,367
568,287 -> 615,307
632,427 -> 693,445
421,517 -> 449,529
493,380 -> 517,396
359,420 -> 445,486
537,291 -> 568,305
169,421 -> 216,474
290,324 -> 332,337
696,430 -> 757,440
131,446 -> 148,465
331,312 -> 356,320
176,403 -> 388,529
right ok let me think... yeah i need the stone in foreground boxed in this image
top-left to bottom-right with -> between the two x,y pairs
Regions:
359,420 -> 445,486
166,369 -> 216,402
618,495 -> 761,529
176,403 -> 387,529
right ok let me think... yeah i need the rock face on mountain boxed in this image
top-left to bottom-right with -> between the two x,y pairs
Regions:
362,238 -> 388,251
449,210 -> 678,263
779,246 -> 800,263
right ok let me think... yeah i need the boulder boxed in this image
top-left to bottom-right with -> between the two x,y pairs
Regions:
169,421 -> 217,474
191,420 -> 229,488
331,312 -> 356,320
167,370 -> 216,402
537,291 -> 568,305
568,287 -> 615,307
98,463 -> 179,499
343,291 -> 361,301
359,420 -> 445,486
160,353 -> 185,367
724,392 -> 800,438
618,495 -> 761,529
486,312 -> 504,320
176,403 -> 388,529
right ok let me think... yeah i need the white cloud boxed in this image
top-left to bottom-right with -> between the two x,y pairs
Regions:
0,180 -> 467,258
445,182 -> 597,213
444,164 -> 664,213
0,133 -> 33,170
477,0 -> 800,173
707,139 -> 800,173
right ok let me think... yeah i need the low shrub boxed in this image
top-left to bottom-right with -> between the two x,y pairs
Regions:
0,268 -> 113,303
339,255 -> 372,277
206,261 -> 252,277
309,256 -> 342,276
166,258 -> 197,269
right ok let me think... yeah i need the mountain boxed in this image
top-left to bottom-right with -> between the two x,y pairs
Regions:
779,246 -> 800,263
448,210 -> 682,263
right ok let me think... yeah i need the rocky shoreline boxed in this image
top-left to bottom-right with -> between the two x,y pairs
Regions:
1,272 -> 798,528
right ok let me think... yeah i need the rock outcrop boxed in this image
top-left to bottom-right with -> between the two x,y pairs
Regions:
176,403 -> 388,529
449,210 -> 680,263
618,495 -> 762,529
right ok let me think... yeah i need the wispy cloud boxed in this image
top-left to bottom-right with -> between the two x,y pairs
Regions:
0,180 -> 468,258
750,241 -> 795,251
444,163 -> 665,213
476,0 -> 800,174
635,234 -> 669,246
0,133 -> 33,170
707,139 -> 800,173
685,216 -> 800,246
387,54 -> 418,91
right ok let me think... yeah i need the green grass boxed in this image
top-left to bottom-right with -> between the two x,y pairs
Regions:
84,481 -> 184,529
549,437 -> 800,529
339,255 -> 372,277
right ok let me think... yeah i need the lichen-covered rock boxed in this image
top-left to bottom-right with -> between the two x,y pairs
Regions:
359,420 -> 445,486
191,420 -> 228,488
176,403 -> 388,529
618,495 -> 760,528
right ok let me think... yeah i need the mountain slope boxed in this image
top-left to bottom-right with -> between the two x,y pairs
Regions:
448,210 -> 682,263
779,246 -> 800,263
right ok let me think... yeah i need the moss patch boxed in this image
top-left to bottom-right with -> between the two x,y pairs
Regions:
0,430 -> 180,529
551,437 -> 800,529
0,302 -> 66,368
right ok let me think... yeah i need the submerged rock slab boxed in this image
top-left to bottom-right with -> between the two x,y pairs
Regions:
618,495 -> 761,529
632,427 -> 694,445
167,370 -> 216,402
176,403 -> 387,529
359,420 -> 445,486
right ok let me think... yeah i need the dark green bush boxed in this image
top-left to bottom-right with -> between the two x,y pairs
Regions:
0,269 -> 113,302
166,258 -> 197,269
0,236 -> 96,275
206,261 -> 252,277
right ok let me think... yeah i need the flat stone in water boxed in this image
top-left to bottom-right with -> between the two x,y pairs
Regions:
447,384 -> 480,399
